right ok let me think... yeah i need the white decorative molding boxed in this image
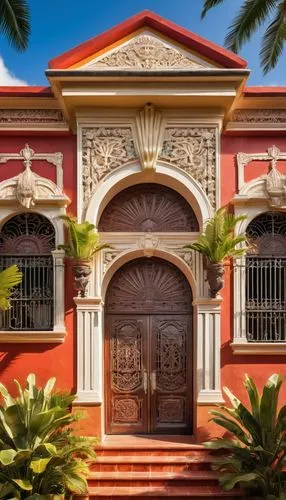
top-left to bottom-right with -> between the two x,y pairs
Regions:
194,297 -> 224,404
0,330 -> 66,343
52,249 -> 66,333
227,109 -> 286,131
0,144 -> 69,208
0,109 -> 68,130
232,109 -> 286,123
231,342 -> 286,355
159,127 -> 217,208
74,297 -> 104,404
135,104 -> 164,170
81,127 -> 137,209
83,31 -> 211,70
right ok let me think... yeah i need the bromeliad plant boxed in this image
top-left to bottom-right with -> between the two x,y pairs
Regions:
204,374 -> 286,499
0,374 -> 96,499
184,208 -> 247,297
59,215 -> 111,297
0,265 -> 22,311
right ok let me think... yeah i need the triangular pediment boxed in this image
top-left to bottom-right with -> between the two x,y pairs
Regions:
79,31 -> 216,71
48,11 -> 247,70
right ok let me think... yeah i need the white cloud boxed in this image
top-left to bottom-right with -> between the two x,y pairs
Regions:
0,56 -> 27,85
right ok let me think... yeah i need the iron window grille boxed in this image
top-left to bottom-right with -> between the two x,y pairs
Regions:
245,212 -> 286,343
0,213 -> 55,331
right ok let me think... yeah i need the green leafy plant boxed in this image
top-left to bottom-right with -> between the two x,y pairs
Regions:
184,208 -> 247,263
0,374 -> 96,499
0,265 -> 22,311
0,0 -> 30,51
58,215 -> 110,261
204,374 -> 286,499
201,0 -> 286,74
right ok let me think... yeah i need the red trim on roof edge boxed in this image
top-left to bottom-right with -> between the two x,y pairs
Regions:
0,86 -> 52,97
244,86 -> 286,97
49,10 -> 247,70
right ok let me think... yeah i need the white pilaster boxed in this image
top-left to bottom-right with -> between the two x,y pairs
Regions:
52,249 -> 66,333
74,297 -> 103,404
194,297 -> 224,404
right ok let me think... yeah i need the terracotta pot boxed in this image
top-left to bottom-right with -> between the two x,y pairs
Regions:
71,259 -> 92,297
205,261 -> 225,298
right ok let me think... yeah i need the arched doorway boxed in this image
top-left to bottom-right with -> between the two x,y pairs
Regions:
105,257 -> 193,435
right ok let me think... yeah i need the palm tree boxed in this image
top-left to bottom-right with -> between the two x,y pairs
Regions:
201,0 -> 286,74
0,0 -> 30,51
0,265 -> 22,311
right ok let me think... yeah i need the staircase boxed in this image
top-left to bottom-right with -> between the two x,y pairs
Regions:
83,435 -> 242,499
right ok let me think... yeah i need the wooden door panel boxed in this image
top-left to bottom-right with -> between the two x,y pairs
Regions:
105,315 -> 148,434
150,315 -> 192,434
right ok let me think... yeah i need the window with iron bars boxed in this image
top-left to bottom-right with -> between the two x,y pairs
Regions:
0,213 -> 55,331
245,212 -> 286,342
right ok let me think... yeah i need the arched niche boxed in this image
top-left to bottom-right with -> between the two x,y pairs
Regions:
98,183 -> 199,232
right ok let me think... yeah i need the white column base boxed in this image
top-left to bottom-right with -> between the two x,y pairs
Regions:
74,297 -> 103,405
194,297 -> 224,405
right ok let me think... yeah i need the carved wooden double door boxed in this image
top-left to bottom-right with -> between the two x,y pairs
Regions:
105,258 -> 193,434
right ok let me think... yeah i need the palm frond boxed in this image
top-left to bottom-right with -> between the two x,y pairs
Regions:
0,0 -> 30,51
201,0 -> 225,18
224,0 -> 277,53
0,265 -> 22,311
260,1 -> 286,74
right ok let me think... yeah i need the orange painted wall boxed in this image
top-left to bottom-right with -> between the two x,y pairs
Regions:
0,134 -> 77,396
219,133 -> 286,420
1,130 -> 286,441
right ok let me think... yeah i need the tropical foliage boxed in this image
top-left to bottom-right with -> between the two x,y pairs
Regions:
184,208 -> 247,263
204,374 -> 286,499
0,0 -> 30,51
0,265 -> 22,311
201,0 -> 286,74
0,374 -> 96,499
59,215 -> 110,261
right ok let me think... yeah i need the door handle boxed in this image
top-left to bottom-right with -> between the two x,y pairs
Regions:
143,369 -> 148,394
150,371 -> 156,394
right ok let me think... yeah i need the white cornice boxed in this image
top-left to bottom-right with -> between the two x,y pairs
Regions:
231,342 -> 286,355
0,329 -> 67,343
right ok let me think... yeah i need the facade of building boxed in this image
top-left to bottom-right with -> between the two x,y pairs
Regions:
0,11 -> 285,442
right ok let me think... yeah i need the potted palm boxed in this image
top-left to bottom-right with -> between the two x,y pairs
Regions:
184,208 -> 247,298
59,215 -> 110,297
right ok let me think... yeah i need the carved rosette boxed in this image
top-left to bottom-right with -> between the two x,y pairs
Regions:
159,127 -> 217,208
87,33 -> 206,70
135,104 -> 164,170
82,127 -> 137,208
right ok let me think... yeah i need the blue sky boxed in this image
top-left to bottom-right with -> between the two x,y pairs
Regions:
0,0 -> 285,86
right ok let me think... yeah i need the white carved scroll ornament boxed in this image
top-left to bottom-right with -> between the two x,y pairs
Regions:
0,144 -> 69,208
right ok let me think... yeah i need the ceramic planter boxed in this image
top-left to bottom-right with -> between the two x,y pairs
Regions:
205,260 -> 225,298
71,259 -> 92,297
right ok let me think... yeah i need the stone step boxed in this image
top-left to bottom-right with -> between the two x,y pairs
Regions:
88,470 -> 219,487
93,454 -> 214,472
84,485 -> 242,498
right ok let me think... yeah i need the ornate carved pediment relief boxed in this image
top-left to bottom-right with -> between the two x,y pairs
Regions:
0,144 -> 70,208
158,127 -> 217,208
235,145 -> 286,208
82,31 -> 213,71
81,111 -> 218,214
